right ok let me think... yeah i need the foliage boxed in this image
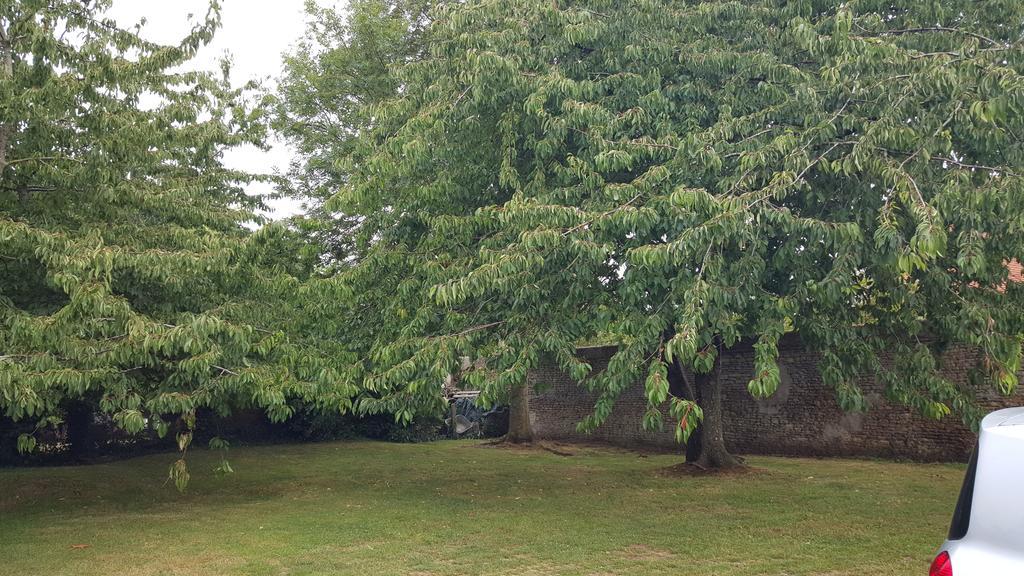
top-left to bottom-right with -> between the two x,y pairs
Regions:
0,0 -> 353,488
275,0 -> 456,427
274,0 -> 434,266
329,0 -> 1024,453
282,400 -> 443,442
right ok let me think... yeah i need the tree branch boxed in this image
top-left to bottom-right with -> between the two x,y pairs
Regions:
0,24 -> 12,173
437,320 -> 506,340
874,26 -> 1002,47
933,156 -> 1011,175
5,156 -> 85,167
563,192 -> 644,236
212,365 -> 240,376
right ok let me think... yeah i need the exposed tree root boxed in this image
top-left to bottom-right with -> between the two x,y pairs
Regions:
658,461 -> 761,478
477,437 -> 575,456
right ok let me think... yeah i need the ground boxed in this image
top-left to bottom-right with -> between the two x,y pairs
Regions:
0,440 -> 963,576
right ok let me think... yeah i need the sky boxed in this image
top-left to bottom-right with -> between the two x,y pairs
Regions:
106,0 -> 344,220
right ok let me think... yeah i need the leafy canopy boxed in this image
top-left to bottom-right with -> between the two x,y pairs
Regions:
275,0 -> 453,423
331,0 -> 1024,434
0,0 -> 352,487
274,0 -> 434,266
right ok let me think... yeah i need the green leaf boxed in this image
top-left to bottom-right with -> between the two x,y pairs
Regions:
16,434 -> 37,454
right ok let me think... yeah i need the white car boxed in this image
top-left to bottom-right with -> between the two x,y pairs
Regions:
932,406 -> 1024,575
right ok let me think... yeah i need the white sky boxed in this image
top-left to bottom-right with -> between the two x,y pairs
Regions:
107,0 -> 345,220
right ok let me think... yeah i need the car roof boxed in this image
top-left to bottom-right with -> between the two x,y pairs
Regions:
980,406 -> 1024,434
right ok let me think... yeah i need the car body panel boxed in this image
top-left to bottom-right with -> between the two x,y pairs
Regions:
941,541 -> 1024,576
938,407 -> 1024,575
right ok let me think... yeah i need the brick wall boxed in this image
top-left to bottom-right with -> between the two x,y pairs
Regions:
528,341 -> 1024,462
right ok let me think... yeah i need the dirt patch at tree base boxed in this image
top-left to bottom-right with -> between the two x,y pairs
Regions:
657,462 -> 766,478
475,438 -> 587,456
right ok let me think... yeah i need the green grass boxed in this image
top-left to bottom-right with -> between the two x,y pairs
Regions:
0,440 -> 964,576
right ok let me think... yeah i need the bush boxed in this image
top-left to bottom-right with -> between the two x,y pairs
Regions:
281,401 -> 444,443
384,417 -> 445,443
0,417 -> 36,466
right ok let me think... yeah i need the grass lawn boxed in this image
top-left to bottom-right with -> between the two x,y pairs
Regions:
0,440 -> 964,576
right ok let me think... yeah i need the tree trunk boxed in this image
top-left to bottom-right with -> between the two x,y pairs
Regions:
0,22 -> 12,173
667,357 -> 703,462
65,400 -> 96,461
506,382 -> 534,443
692,352 -> 743,470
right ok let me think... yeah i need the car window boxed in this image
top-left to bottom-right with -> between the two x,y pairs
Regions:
949,444 -> 978,541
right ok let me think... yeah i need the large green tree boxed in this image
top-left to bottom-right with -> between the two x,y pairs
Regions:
0,0 -> 350,486
274,0 -> 468,430
333,0 -> 1024,465
274,0 -> 434,265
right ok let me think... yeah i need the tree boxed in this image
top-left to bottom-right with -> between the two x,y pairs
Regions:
274,0 -> 434,266
335,0 -> 1024,465
273,0 -> 496,434
0,0 -> 350,487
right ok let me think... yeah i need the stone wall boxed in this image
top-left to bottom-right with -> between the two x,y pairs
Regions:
528,341 -> 1024,462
